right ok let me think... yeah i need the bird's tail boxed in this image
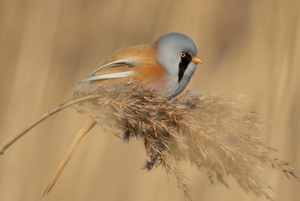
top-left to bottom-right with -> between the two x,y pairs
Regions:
43,117 -> 96,195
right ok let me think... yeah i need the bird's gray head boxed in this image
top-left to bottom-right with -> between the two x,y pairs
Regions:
156,32 -> 201,97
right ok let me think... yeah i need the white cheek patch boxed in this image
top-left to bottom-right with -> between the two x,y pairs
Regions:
82,71 -> 135,82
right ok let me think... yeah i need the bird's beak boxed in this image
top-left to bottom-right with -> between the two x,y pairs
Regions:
191,56 -> 202,64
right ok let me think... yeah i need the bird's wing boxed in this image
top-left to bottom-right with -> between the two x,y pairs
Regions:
82,57 -> 141,82
81,43 -> 159,83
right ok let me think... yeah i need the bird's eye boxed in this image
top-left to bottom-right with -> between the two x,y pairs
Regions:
180,52 -> 186,57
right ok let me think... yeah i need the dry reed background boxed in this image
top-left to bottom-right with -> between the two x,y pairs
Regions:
0,0 -> 299,201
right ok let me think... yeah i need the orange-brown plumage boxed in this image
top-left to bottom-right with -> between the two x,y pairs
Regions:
91,43 -> 168,90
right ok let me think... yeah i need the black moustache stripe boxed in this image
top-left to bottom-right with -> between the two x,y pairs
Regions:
178,54 -> 192,82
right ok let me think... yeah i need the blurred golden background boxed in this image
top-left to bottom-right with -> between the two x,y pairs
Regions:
1,0 -> 299,201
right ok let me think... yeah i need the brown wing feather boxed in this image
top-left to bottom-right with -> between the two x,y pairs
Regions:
88,43 -> 168,89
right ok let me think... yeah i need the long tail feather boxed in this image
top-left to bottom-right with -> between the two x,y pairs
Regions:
43,117 -> 96,195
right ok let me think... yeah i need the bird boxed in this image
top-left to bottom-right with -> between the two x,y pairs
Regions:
42,32 -> 202,195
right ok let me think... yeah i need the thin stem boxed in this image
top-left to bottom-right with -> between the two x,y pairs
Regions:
0,95 -> 100,155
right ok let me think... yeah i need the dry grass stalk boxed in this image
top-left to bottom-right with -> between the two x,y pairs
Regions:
71,81 -> 299,201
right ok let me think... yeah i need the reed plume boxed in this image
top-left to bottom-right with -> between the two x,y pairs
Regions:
71,81 -> 299,200
1,81 -> 299,200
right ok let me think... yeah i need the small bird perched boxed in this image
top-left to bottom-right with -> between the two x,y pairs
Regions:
43,32 -> 202,194
2,33 -> 298,201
